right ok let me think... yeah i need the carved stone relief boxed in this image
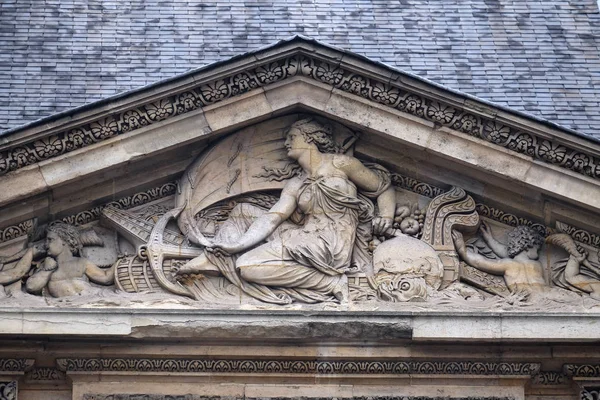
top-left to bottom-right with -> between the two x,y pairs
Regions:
1,115 -> 600,310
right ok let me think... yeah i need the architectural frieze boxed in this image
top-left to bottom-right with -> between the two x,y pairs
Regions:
55,358 -> 540,376
1,39 -> 599,186
390,173 -> 553,237
555,221 -> 600,249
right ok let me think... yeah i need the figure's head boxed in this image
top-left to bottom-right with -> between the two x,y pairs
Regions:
46,222 -> 82,257
284,118 -> 338,158
507,226 -> 544,259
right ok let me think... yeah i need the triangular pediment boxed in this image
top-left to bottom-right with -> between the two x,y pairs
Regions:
2,36 -> 600,320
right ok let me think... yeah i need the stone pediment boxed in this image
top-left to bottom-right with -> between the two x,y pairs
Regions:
2,36 -> 600,336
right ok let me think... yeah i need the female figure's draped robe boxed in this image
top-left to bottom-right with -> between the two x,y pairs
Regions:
204,164 -> 390,304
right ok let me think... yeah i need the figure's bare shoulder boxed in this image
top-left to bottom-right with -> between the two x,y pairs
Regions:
332,154 -> 361,170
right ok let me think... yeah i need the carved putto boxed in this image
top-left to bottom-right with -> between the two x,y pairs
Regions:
1,114 -> 600,310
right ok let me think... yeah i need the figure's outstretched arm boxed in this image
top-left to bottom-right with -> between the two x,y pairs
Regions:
85,261 -> 115,285
480,222 -> 509,258
0,247 -> 36,285
453,230 -> 509,276
212,181 -> 299,255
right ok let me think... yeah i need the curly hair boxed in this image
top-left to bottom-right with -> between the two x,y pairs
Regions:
289,118 -> 340,154
507,225 -> 544,258
47,222 -> 83,256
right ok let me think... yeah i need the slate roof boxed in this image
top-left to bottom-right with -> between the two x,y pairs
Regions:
1,0 -> 600,138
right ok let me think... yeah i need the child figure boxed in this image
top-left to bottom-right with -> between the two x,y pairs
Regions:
26,222 -> 115,297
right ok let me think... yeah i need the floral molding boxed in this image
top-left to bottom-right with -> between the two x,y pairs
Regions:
531,371 -> 567,385
0,359 -> 34,374
0,182 -> 176,244
56,357 -> 540,376
564,364 -> 600,378
0,219 -> 36,244
1,42 -> 599,184
23,367 -> 66,382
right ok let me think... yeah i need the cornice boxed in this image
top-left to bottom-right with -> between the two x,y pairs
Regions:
56,357 -> 539,377
0,40 -> 599,187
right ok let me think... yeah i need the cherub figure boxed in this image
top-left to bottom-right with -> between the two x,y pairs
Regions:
452,223 -> 547,295
25,222 -> 115,297
547,233 -> 600,300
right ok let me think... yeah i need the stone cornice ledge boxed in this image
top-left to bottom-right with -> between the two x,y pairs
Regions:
0,308 -> 598,342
